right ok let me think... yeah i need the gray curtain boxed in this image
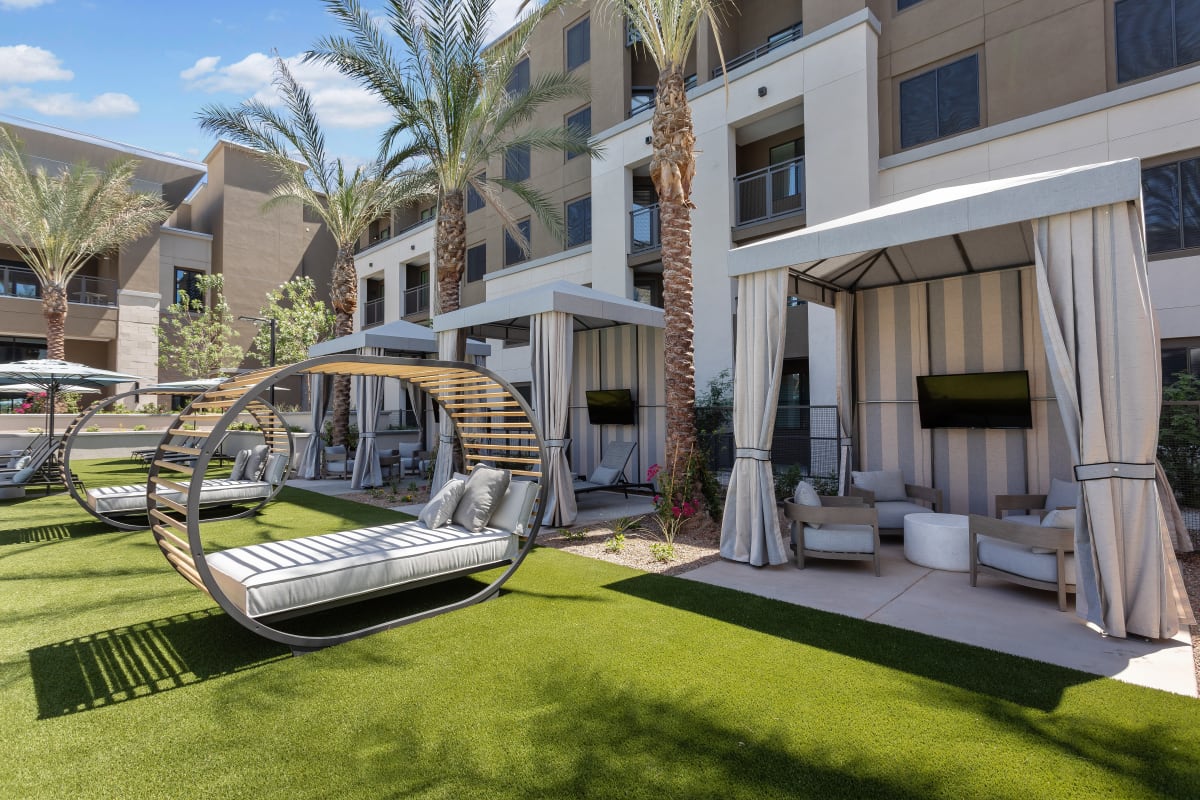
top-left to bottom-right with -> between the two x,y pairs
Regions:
532,311 -> 576,526
835,291 -> 855,495
720,268 -> 788,565
1033,203 -> 1188,638
298,373 -> 326,479
430,330 -> 456,492
351,348 -> 384,489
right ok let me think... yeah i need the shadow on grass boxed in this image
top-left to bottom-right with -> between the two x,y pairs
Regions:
0,518 -> 114,547
28,607 -> 288,719
604,572 -> 1093,711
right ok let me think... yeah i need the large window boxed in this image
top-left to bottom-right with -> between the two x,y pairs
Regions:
897,0 -> 925,10
1115,0 -> 1200,83
504,219 -> 532,267
566,196 -> 592,247
504,143 -> 530,182
1143,156 -> 1200,253
173,267 -> 205,305
466,243 -> 487,282
467,172 -> 485,212
565,106 -> 591,161
0,335 -> 45,363
566,16 -> 590,71
898,53 -> 980,149
507,58 -> 530,95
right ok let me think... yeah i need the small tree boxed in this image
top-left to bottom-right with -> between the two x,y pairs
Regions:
1160,372 -> 1200,507
158,274 -> 245,378
251,276 -> 336,367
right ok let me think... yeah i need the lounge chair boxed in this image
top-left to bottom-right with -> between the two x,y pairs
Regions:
849,469 -> 942,535
969,513 -> 1076,611
785,481 -> 882,575
573,440 -> 638,497
322,445 -> 354,479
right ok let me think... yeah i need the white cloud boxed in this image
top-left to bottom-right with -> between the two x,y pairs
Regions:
0,0 -> 55,10
0,86 -> 138,117
180,55 -> 220,81
0,45 -> 72,83
184,51 -> 390,131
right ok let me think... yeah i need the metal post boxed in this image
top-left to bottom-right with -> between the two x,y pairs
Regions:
268,318 -> 277,407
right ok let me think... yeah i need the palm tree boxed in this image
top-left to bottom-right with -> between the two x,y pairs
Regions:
197,57 -> 434,447
597,0 -> 726,470
0,126 -> 169,360
308,0 -> 598,358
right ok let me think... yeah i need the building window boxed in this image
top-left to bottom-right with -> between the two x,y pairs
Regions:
504,219 -> 532,267
1115,0 -> 1200,84
566,16 -> 590,71
466,243 -> 487,282
507,57 -> 530,95
467,173 -> 485,212
566,196 -> 591,247
173,267 -> 205,305
0,335 -> 46,364
897,0 -> 925,10
898,53 -> 981,149
565,106 -> 591,161
1143,156 -> 1200,253
1162,345 -> 1200,386
419,206 -> 435,221
504,143 -> 531,182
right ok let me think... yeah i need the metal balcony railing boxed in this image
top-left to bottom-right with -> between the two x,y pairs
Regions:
712,22 -> 804,78
630,204 -> 661,254
404,284 -> 429,316
363,297 -> 385,328
0,263 -> 118,307
734,156 -> 805,227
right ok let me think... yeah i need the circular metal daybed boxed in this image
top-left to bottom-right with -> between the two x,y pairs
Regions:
61,383 -> 293,531
147,355 -> 548,651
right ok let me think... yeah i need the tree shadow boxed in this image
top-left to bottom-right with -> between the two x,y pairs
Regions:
28,607 -> 288,719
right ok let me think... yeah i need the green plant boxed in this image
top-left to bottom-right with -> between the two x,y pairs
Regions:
644,447 -> 707,556
158,273 -> 245,378
610,516 -> 642,537
694,368 -> 733,434
321,420 -> 359,451
1159,371 -> 1200,506
809,471 -> 840,497
228,421 -> 259,432
26,426 -> 44,433
249,277 -> 337,367
287,425 -> 305,433
407,481 -> 418,492
61,391 -> 81,415
137,403 -> 167,414
604,533 -> 626,553
132,424 -> 147,431
560,528 -> 586,541
84,424 -> 100,432
648,541 -> 676,562
773,463 -> 806,501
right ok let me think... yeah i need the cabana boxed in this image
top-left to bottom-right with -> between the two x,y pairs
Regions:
721,159 -> 1190,640
433,280 -> 664,525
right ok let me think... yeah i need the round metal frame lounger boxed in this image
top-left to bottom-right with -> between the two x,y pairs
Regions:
146,355 -> 548,650
61,385 -> 294,531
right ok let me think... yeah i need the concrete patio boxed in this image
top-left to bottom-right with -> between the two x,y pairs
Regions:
682,541 -> 1196,697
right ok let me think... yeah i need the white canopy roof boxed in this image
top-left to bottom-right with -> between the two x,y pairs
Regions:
308,318 -> 491,358
728,159 -> 1143,291
432,280 -> 664,343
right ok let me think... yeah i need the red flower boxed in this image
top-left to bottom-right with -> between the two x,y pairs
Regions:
647,463 -> 660,481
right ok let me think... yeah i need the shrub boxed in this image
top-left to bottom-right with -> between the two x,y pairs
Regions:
133,424 -> 147,431
604,533 -> 626,553
85,424 -> 101,433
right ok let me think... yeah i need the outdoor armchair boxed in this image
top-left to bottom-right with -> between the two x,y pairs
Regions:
993,477 -> 1078,525
849,469 -> 943,535
322,445 -> 354,480
969,514 -> 1076,611
784,485 -> 881,576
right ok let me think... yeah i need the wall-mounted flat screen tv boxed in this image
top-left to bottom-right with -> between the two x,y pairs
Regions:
916,370 -> 1032,429
585,389 -> 636,425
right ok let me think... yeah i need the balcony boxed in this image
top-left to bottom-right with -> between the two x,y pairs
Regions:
0,263 -> 118,307
404,284 -> 429,317
363,297 -> 385,328
734,156 -> 805,227
630,204 -> 661,254
713,21 -> 804,78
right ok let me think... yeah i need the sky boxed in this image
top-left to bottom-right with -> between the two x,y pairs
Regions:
0,0 -> 527,168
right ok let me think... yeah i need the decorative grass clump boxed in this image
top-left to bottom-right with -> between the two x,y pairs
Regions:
0,459 -> 1197,799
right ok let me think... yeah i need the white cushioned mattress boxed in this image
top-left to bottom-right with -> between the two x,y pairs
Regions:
86,479 -> 271,514
206,522 -> 519,618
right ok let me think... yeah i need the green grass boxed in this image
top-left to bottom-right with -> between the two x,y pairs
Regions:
1,459 -> 1197,799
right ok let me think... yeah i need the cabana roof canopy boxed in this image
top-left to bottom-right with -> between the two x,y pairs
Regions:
308,318 -> 491,358
431,280 -> 664,344
728,159 -> 1142,290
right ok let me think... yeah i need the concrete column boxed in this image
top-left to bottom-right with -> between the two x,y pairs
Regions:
690,122 -> 736,393
589,156 -> 632,298
115,289 -> 161,404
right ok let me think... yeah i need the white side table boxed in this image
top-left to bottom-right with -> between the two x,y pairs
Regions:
903,512 -> 970,571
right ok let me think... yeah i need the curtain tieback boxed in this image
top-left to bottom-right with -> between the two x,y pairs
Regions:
1074,462 -> 1155,481
544,439 -> 568,448
359,432 -> 376,440
735,448 -> 771,461
438,434 -> 454,444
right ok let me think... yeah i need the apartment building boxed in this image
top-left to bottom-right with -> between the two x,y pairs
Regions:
0,115 -> 336,396
354,0 -> 1200,475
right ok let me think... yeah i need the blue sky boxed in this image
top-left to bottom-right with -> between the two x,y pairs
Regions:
0,0 -> 525,167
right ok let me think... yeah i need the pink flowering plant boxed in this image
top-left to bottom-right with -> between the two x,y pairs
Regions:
12,391 -> 46,415
644,447 -> 704,561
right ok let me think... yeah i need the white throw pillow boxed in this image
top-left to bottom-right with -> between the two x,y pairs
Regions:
229,449 -> 251,481
793,480 -> 822,529
489,480 -> 539,535
1044,477 -> 1077,511
419,478 -> 466,529
851,469 -> 907,502
12,455 -> 31,470
244,444 -> 270,481
1040,508 -> 1076,528
262,453 -> 288,485
452,466 -> 512,532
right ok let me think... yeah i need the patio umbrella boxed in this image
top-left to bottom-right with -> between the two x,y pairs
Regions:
0,359 -> 141,450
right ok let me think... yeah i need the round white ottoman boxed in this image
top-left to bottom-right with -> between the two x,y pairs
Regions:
903,512 -> 970,571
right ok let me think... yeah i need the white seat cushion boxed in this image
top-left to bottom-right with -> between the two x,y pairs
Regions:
977,535 -> 1076,585
206,521 -> 518,618
86,479 -> 270,514
999,513 -> 1042,526
875,500 -> 932,529
800,524 -> 875,554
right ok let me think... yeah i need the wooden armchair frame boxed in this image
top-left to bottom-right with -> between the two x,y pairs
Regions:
968,514 -> 1075,611
784,497 -> 882,576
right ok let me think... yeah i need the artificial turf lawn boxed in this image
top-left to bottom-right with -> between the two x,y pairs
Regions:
0,460 -> 1197,799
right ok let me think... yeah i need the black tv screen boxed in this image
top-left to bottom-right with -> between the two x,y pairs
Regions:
585,389 -> 636,425
916,370 -> 1032,429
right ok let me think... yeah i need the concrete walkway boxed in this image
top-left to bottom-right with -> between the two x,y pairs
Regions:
682,542 -> 1196,697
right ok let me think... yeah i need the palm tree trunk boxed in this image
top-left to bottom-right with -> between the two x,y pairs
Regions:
651,70 -> 698,464
330,244 -> 358,448
435,190 -> 468,361
42,283 -> 69,360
